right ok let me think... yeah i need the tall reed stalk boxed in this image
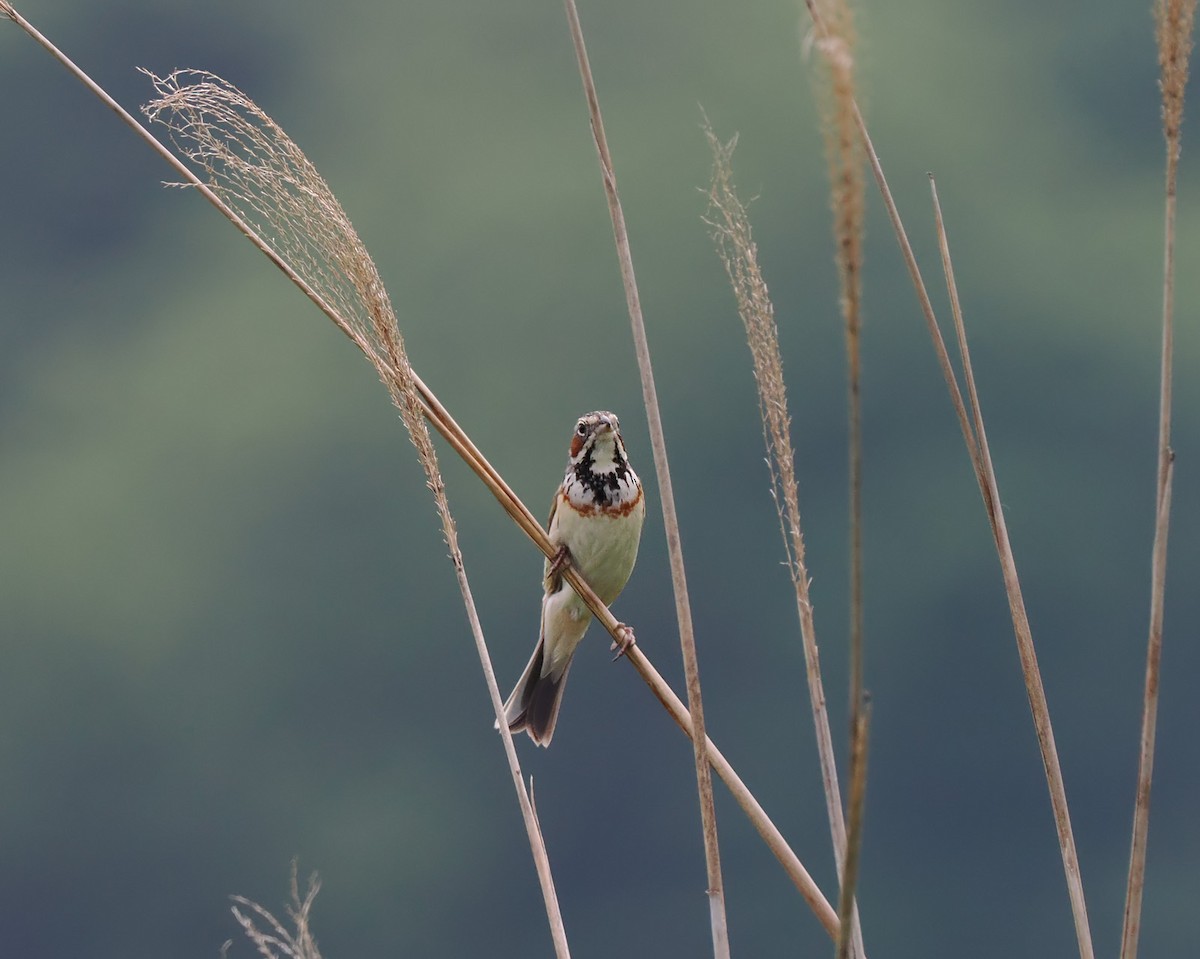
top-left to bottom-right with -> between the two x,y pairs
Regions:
806,3 -> 869,955
802,3 -> 1096,957
562,3 -> 730,955
1120,3 -> 1194,956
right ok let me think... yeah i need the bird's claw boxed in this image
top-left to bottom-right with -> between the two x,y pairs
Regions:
610,624 -> 636,661
547,545 -> 572,578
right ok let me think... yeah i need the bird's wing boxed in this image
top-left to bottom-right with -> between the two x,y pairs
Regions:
543,491 -> 564,594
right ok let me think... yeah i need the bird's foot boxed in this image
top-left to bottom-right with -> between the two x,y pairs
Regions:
610,623 -> 636,661
547,545 -> 572,578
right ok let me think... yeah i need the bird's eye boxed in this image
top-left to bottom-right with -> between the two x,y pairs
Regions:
576,423 -> 587,435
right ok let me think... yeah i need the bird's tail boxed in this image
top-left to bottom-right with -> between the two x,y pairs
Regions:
500,634 -> 573,748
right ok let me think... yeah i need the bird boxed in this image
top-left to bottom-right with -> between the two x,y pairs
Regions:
501,411 -> 646,747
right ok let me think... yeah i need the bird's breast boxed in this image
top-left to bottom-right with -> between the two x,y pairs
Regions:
549,486 -> 645,605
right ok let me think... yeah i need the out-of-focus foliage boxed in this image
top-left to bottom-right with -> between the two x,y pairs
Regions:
1,1 -> 1196,957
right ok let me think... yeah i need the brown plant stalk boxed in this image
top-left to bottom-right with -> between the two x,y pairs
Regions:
562,2 -> 730,955
801,1 -> 1095,954
928,176 -> 1094,959
702,122 -> 866,959
1,0 -> 843,941
1120,2 -> 1194,956
811,0 -> 867,764
806,0 -> 870,953
836,703 -> 869,959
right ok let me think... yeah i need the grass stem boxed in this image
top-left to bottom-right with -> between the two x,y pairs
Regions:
1120,4 -> 1194,954
563,3 -> 730,955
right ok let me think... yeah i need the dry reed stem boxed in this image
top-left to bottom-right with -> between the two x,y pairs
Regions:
1120,454 -> 1175,959
702,122 -> 865,958
835,703 -> 869,959
561,2 -> 730,955
5,2 -> 842,940
802,2 -> 1095,950
226,864 -> 323,959
1121,4 -> 1194,956
810,0 -> 867,744
928,178 -> 1094,959
805,3 -> 870,954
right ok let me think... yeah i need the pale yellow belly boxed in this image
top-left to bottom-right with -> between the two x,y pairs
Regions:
540,492 -> 645,674
547,493 -> 645,604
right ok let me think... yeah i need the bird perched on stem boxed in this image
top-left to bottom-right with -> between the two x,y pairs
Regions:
502,411 -> 646,746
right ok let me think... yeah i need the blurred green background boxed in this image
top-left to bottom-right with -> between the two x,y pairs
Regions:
2,1 -> 1197,956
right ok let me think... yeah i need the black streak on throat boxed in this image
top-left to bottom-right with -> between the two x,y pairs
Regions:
573,441 -> 631,508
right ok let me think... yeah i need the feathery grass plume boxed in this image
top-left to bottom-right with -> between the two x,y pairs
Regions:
1121,3 -> 1194,956
140,71 -> 451,554
141,71 -> 424,446
227,866 -> 323,959
702,122 -> 865,959
141,70 -> 573,959
561,4 -> 729,954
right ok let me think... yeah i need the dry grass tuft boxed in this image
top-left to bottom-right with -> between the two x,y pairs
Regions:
141,71 -> 444,532
226,865 -> 323,959
702,128 -> 801,609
